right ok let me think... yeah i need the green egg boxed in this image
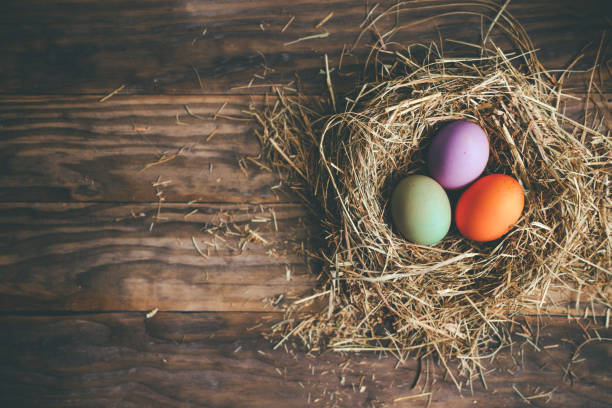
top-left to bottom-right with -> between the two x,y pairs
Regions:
391,175 -> 451,245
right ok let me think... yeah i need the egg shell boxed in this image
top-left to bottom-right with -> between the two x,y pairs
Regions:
391,175 -> 451,245
428,120 -> 489,190
455,174 -> 524,242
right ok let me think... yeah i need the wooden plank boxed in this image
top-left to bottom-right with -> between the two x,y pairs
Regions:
1,93 -> 608,203
0,202 -> 319,311
0,201 -> 607,316
0,95 -> 282,203
0,312 -> 610,407
0,0 -> 609,95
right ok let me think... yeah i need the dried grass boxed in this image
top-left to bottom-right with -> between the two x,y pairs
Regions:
250,1 -> 610,379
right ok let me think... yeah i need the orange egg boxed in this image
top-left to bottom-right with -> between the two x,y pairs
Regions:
455,174 -> 524,242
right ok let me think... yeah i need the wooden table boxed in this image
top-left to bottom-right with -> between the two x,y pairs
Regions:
1,0 -> 610,406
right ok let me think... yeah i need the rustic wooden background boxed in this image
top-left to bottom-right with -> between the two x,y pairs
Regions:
1,0 -> 610,406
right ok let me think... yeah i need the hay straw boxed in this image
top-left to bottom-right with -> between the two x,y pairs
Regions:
315,11 -> 334,29
281,16 -> 295,33
99,84 -> 126,102
284,32 -> 330,47
252,1 -> 611,379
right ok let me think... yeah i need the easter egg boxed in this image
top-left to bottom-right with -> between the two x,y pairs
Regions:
455,174 -> 524,242
391,175 -> 451,245
428,120 -> 489,190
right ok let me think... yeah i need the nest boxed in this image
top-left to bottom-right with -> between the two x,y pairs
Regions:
251,3 -> 610,379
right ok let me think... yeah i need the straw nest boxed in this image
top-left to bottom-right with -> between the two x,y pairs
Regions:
251,3 -> 610,377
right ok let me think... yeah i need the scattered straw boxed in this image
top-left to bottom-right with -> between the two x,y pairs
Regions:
281,16 -> 296,33
99,84 -> 125,102
206,126 -> 221,142
284,32 -> 330,47
192,65 -> 204,89
252,0 -> 610,383
192,236 -> 209,259
140,150 -> 183,172
145,308 -> 159,319
184,104 -> 207,120
563,336 -> 612,381
184,209 -> 198,219
512,385 -> 532,405
315,12 -> 334,29
394,392 -> 432,402
324,54 -> 337,112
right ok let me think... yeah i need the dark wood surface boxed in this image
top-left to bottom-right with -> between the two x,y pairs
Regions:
1,313 -> 610,408
1,94 -> 607,203
0,95 -> 279,203
0,0 -> 610,95
0,202 -> 318,311
0,0 -> 610,406
2,201 -> 605,315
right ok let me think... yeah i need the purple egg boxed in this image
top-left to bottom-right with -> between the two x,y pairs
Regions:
428,120 -> 489,190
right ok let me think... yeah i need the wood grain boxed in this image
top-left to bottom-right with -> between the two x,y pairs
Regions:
0,312 -> 610,407
0,201 -> 606,316
1,93 -> 608,203
0,1 -> 610,405
0,202 -> 320,311
0,95 -> 281,203
0,0 -> 609,95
